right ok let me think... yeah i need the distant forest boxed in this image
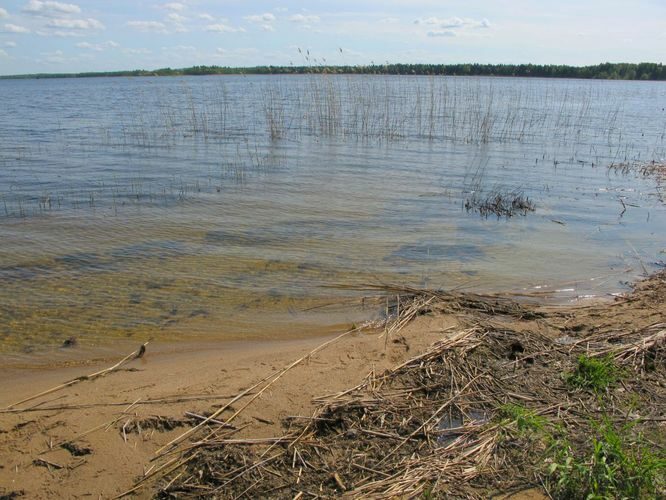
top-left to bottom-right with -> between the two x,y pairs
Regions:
2,62 -> 665,80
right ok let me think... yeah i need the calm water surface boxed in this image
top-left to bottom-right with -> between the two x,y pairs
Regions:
1,75 -> 665,362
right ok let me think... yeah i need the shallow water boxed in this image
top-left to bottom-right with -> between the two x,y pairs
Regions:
1,75 -> 665,361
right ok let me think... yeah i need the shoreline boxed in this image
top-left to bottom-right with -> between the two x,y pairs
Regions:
0,268 -> 638,373
0,319 -> 355,372
1,62 -> 665,81
1,272 -> 664,498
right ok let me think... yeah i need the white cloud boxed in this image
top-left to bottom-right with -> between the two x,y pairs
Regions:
5,41 -> 17,47
427,30 -> 456,37
198,13 -> 214,21
24,0 -> 81,16
164,12 -> 188,33
261,24 -> 275,32
441,17 -> 465,29
244,13 -> 275,23
167,13 -> 186,23
126,20 -> 169,33
4,23 -> 30,33
0,48 -> 8,58
415,16 -> 491,33
40,29 -> 83,36
288,14 -> 320,23
47,18 -> 104,30
206,23 -> 245,33
76,41 -> 97,50
415,16 -> 464,27
162,2 -> 185,11
76,40 -> 118,51
40,48 -> 68,63
0,8 -> 8,18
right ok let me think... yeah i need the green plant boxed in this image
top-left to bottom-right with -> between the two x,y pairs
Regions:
499,403 -> 548,433
547,419 -> 666,499
566,355 -> 621,393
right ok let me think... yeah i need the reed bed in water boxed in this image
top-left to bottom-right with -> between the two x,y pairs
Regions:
259,74 -> 627,144
3,74 -> 660,219
129,273 -> 666,498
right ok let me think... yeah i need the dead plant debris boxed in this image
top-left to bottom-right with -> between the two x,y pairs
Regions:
0,491 -> 25,500
137,271 -> 666,499
121,416 -> 194,435
61,441 -> 92,457
608,160 -> 666,180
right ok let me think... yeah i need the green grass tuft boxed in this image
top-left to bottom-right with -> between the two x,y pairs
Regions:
499,403 -> 548,433
566,355 -> 621,393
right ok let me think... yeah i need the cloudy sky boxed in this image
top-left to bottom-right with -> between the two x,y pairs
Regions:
0,0 -> 664,75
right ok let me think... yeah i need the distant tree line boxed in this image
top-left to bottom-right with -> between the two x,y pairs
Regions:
2,62 -> 665,80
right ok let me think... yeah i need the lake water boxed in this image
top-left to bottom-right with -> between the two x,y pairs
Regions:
1,75 -> 665,362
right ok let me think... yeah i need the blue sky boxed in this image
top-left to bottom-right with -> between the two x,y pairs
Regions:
0,1 -> 664,75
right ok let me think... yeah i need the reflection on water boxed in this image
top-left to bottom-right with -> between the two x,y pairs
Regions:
0,75 -> 665,361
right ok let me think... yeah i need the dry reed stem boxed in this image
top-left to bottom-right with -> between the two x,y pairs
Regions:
154,325 -> 364,457
6,342 -> 148,410
0,393 -> 243,414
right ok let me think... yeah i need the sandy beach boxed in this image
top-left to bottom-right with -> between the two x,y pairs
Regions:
0,305 -> 456,498
1,271 -> 664,498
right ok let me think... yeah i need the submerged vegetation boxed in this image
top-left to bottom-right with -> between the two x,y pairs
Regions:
464,188 -> 536,218
2,61 -> 666,81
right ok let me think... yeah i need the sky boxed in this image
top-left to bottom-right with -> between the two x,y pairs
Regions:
0,0 -> 664,75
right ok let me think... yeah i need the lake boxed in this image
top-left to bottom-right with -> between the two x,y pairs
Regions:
1,74 -> 665,362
